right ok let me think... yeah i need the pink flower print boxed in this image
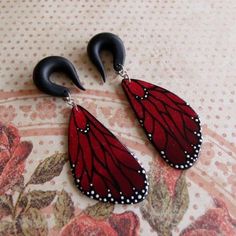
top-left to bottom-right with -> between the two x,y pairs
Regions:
181,198 -> 236,236
0,123 -> 32,195
109,107 -> 133,128
35,98 -> 56,120
0,105 -> 17,124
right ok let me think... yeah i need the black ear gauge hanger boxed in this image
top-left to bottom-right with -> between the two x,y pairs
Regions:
33,56 -> 85,98
87,32 -> 126,82
32,55 -> 149,204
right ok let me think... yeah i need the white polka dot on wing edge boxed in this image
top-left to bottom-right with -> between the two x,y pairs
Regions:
158,118 -> 203,170
70,150 -> 150,203
71,169 -> 149,204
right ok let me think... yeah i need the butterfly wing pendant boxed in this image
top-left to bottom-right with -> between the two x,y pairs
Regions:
122,79 -> 202,169
68,105 -> 149,204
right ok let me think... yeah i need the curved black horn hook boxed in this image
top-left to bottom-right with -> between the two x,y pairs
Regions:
87,32 -> 126,82
33,56 -> 85,97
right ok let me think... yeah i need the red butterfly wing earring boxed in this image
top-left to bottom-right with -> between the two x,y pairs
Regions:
87,33 -> 202,170
33,56 -> 148,204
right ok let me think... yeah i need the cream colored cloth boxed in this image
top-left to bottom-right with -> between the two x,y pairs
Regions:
0,1 -> 235,235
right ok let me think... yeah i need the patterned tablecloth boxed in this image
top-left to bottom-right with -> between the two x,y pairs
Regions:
0,1 -> 235,235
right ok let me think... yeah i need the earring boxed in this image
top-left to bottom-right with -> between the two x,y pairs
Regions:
33,56 -> 148,204
87,32 -> 202,170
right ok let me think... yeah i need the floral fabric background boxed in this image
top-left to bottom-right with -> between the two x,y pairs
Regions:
0,0 -> 235,235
